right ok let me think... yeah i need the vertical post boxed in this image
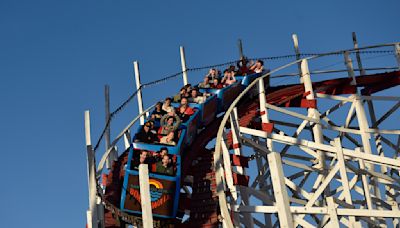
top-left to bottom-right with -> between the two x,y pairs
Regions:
259,79 -> 273,150
229,108 -> 254,228
344,51 -> 357,86
180,46 -> 188,86
292,34 -> 303,82
352,32 -> 366,76
354,96 -> 383,206
139,164 -> 153,228
85,110 -> 98,228
301,60 -> 325,170
105,85 -> 115,169
238,39 -> 244,60
395,43 -> 400,70
267,152 -> 294,228
257,79 -> 273,227
134,61 -> 145,126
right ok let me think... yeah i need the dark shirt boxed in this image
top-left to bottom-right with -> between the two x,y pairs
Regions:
134,129 -> 158,143
155,162 -> 174,175
151,109 -> 166,121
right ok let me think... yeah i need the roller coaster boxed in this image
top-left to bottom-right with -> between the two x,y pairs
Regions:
84,35 -> 400,228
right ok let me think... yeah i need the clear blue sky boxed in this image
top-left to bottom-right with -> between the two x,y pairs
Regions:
0,0 -> 399,227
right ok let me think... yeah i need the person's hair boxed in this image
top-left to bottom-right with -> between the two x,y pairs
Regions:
165,97 -> 172,102
223,69 -> 229,74
156,102 -> 162,107
140,150 -> 148,155
144,121 -> 152,127
167,116 -> 174,122
160,147 -> 168,152
257,60 -> 264,66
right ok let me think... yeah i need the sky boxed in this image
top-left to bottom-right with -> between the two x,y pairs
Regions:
0,0 -> 399,227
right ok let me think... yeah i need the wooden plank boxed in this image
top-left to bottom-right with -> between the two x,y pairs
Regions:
268,152 -> 294,228
139,164 -> 153,228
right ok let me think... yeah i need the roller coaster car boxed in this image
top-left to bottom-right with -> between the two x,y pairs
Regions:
121,147 -> 181,219
120,75 -> 253,219
235,72 -> 262,87
199,81 -> 244,112
131,127 -> 186,155
186,94 -> 218,126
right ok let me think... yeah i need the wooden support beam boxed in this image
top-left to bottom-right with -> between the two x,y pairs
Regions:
268,152 -> 294,228
139,164 -> 153,228
180,46 -> 188,86
85,110 -> 99,228
134,61 -> 145,126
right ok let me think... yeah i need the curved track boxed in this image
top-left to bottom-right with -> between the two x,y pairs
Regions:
95,42 -> 400,228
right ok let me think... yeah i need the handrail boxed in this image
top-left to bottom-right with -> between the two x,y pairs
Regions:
213,42 -> 400,227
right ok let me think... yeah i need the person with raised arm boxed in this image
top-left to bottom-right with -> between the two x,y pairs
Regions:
159,113 -> 181,136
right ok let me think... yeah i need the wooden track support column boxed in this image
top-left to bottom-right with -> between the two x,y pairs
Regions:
230,107 -> 254,228
258,75 -> 274,227
85,110 -> 102,228
180,46 -> 189,86
267,152 -> 294,228
301,59 -> 326,174
292,34 -> 303,82
139,164 -> 154,228
134,61 -> 145,126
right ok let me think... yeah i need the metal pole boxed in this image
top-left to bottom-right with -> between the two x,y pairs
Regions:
180,46 -> 188,86
395,43 -> 400,70
238,39 -> 244,60
352,32 -> 366,76
85,110 -> 98,228
292,34 -> 303,82
105,85 -> 114,169
139,164 -> 154,228
134,61 -> 145,126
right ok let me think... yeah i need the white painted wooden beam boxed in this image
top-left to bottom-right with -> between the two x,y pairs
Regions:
267,152 -> 294,228
139,164 -> 153,228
